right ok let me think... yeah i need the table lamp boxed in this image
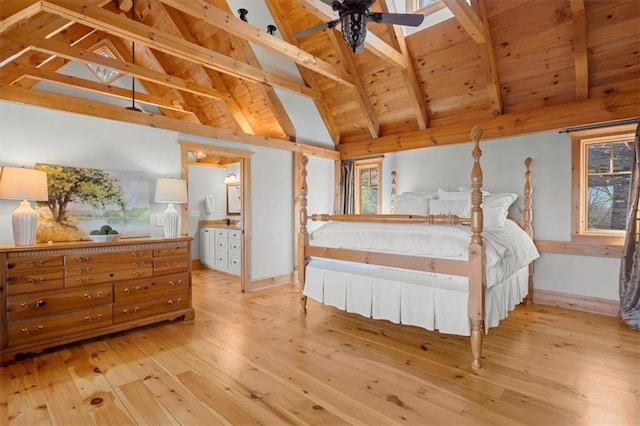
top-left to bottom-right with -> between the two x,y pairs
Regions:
0,166 -> 49,246
154,178 -> 187,238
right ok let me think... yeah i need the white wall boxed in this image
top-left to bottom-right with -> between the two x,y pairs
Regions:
0,102 -> 178,240
0,101 -> 299,282
386,131 -> 621,301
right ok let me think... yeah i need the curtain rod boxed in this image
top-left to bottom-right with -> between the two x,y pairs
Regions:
559,119 -> 640,134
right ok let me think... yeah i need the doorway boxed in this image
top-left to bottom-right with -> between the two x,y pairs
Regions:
179,141 -> 253,292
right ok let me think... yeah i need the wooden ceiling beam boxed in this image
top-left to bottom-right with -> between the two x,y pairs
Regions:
14,67 -> 195,115
377,0 -> 429,129
293,0 -> 406,69
206,0 -> 296,139
265,0 -> 341,145
150,1 -> 254,135
156,0 -> 354,89
2,34 -> 234,102
570,0 -> 589,101
471,0 -> 503,116
338,91 -> 640,158
39,0 -> 322,99
332,30 -> 380,138
442,0 -> 486,43
0,84 -> 340,159
0,0 -> 40,34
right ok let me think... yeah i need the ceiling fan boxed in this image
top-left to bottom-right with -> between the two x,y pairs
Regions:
293,0 -> 425,54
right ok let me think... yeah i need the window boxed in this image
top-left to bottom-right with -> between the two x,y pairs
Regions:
85,40 -> 123,85
571,125 -> 635,244
355,159 -> 382,214
406,0 -> 443,13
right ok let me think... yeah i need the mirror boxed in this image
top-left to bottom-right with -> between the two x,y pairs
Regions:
226,183 -> 241,215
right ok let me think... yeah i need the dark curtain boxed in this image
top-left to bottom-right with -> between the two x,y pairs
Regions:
340,160 -> 355,214
619,124 -> 640,331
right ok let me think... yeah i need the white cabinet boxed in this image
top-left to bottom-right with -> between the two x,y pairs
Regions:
200,227 -> 241,276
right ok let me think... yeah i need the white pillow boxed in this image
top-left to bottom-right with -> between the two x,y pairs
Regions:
400,191 -> 438,199
437,188 -> 471,200
395,194 -> 430,215
428,198 -> 471,217
483,193 -> 518,228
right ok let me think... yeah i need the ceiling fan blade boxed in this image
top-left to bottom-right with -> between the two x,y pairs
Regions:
293,19 -> 340,38
369,12 -> 425,27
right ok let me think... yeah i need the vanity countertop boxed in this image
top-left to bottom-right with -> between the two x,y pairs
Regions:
199,220 -> 240,229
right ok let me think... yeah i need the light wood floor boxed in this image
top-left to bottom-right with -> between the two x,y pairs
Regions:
2,268 -> 639,425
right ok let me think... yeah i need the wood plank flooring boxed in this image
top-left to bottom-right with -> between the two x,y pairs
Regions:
2,268 -> 639,425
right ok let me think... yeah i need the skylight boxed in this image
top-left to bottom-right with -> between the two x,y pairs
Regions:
86,40 -> 122,84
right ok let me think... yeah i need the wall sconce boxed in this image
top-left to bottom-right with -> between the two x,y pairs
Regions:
267,24 -> 277,35
154,178 -> 187,238
238,8 -> 248,22
224,173 -> 237,184
0,166 -> 49,246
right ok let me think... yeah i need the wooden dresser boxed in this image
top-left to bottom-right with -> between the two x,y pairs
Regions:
0,237 -> 194,365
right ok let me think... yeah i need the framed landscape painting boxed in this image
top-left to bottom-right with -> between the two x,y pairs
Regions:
35,163 -> 151,242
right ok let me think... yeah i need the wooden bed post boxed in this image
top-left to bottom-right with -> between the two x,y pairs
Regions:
298,154 -> 309,314
468,125 -> 485,370
523,158 -> 534,304
390,170 -> 397,213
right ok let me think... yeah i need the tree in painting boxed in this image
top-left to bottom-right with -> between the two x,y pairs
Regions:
37,164 -> 128,224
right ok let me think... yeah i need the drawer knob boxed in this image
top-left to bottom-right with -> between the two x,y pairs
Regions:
76,267 -> 91,273
21,325 -> 44,334
165,261 -> 177,267
75,256 -> 91,262
123,286 -> 141,293
26,260 -> 45,267
122,307 -> 140,314
76,277 -> 92,283
27,277 -> 46,284
131,251 -> 145,257
167,297 -> 182,305
168,279 -> 183,287
84,313 -> 103,322
18,300 -> 45,309
131,270 -> 146,277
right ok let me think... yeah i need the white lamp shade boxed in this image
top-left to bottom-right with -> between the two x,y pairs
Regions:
0,167 -> 49,201
155,178 -> 188,203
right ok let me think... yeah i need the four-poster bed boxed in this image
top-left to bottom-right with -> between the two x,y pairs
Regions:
296,126 -> 538,369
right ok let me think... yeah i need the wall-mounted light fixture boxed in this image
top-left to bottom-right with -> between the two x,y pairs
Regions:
154,178 -> 187,238
0,166 -> 49,246
224,173 -> 237,184
238,8 -> 248,22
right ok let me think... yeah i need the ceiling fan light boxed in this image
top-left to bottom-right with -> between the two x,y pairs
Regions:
341,11 -> 367,54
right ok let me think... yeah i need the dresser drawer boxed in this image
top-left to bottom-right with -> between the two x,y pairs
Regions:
6,255 -> 65,272
114,290 -> 189,324
229,257 -> 241,275
67,250 -> 152,266
7,284 -> 113,321
154,245 -> 189,257
67,265 -> 153,287
216,239 -> 228,250
67,259 -> 153,277
214,229 -> 227,238
6,268 -> 65,295
229,239 -> 241,252
114,272 -> 189,303
154,256 -> 189,275
228,230 -> 242,239
8,305 -> 113,347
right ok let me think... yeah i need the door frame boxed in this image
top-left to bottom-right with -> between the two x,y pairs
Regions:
179,141 -> 253,292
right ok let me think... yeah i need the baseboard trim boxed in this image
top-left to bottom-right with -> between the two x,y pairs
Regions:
250,272 -> 295,291
535,289 -> 619,316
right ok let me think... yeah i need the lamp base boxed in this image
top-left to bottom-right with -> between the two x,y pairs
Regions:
12,200 -> 38,246
163,202 -> 180,238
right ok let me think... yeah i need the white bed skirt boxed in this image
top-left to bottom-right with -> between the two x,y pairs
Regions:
304,259 -> 529,336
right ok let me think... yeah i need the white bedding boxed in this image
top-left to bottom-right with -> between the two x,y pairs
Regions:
309,219 -> 539,288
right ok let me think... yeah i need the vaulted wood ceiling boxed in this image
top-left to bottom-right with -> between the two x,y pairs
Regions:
1,0 -> 638,159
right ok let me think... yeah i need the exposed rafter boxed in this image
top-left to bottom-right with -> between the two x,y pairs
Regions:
156,0 -> 354,89
39,0 -> 323,99
265,0 -> 341,145
378,0 -> 429,129
570,0 -> 589,101
471,0 -> 503,116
